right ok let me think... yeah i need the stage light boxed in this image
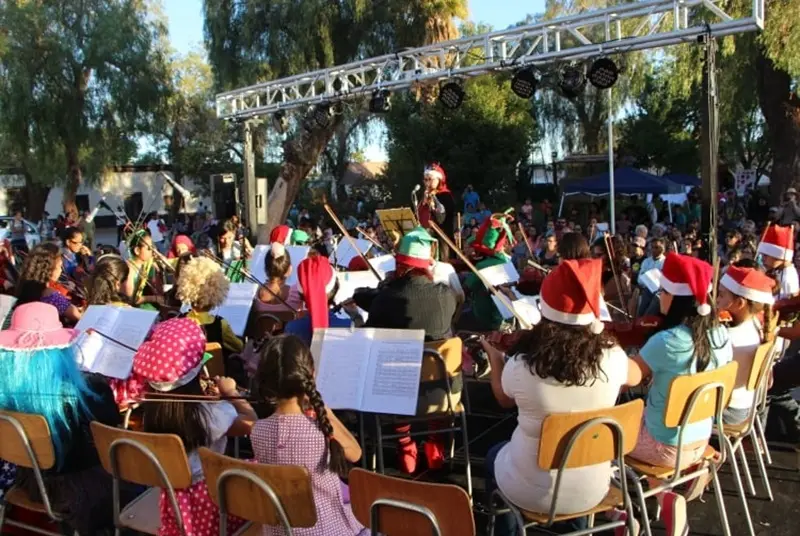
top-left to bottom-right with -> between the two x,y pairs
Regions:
438,82 -> 465,109
272,110 -> 288,133
588,57 -> 619,89
559,64 -> 586,99
369,89 -> 392,113
511,68 -> 538,99
313,103 -> 333,129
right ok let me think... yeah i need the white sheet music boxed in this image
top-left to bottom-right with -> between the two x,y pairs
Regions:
479,262 -> 520,287
640,268 -> 662,294
330,238 -> 372,268
311,328 -> 425,416
0,295 -> 16,327
368,254 -> 396,277
334,271 -> 381,304
74,306 -> 158,379
491,290 -> 541,326
213,282 -> 259,337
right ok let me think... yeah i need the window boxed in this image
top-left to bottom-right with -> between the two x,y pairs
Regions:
123,193 -> 143,222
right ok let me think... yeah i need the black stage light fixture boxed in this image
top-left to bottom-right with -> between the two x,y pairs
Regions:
272,110 -> 288,133
559,64 -> 587,99
511,68 -> 538,99
438,81 -> 465,109
369,89 -> 392,113
588,57 -> 619,89
313,103 -> 333,129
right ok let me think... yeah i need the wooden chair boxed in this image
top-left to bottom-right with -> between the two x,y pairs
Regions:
198,448 -> 316,535
203,342 -> 225,378
371,338 -> 472,497
0,410 -> 72,536
488,399 -> 644,536
626,362 -> 738,536
90,421 -> 195,536
247,310 -> 296,341
349,467 -> 475,536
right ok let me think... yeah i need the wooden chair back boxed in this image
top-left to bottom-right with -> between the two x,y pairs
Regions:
538,399 -> 644,471
198,448 -> 316,528
747,341 -> 775,392
249,312 -> 293,340
349,467 -> 475,536
664,362 -> 738,428
0,410 -> 55,470
204,342 -> 225,378
420,338 -> 462,382
90,421 -> 193,489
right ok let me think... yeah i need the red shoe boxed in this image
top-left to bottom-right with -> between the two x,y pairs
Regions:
398,440 -> 418,474
660,491 -> 688,536
424,437 -> 446,470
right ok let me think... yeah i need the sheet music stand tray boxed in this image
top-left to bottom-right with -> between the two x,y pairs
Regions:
376,208 -> 418,245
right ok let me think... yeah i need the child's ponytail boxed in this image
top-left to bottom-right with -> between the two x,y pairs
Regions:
301,374 -> 349,477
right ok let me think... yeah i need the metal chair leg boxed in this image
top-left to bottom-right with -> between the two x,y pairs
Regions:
460,411 -> 473,500
632,478 -> 653,536
755,414 -> 773,465
736,440 -> 757,496
727,439 -> 756,536
751,430 -> 775,501
711,463 -> 733,536
374,414 -> 385,474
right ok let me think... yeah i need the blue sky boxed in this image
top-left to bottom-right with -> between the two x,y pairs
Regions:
162,0 -> 547,160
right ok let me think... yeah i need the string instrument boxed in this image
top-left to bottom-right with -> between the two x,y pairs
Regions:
605,310 -> 734,349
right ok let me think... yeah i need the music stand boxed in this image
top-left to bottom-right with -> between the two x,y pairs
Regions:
376,208 -> 418,246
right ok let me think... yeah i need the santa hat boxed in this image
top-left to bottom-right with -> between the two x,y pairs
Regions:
539,258 -> 605,334
347,256 -> 370,271
659,253 -> 714,316
472,211 -> 515,259
269,225 -> 292,246
296,255 -> 337,330
396,226 -> 436,269
720,266 -> 775,305
757,224 -> 794,262
423,163 -> 446,182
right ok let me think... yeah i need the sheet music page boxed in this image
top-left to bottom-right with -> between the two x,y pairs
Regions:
285,246 -> 310,286
250,245 -> 269,282
640,268 -> 662,294
479,262 -> 520,287
334,271 -> 381,304
330,238 -> 372,268
0,295 -> 16,326
213,283 -> 258,337
313,329 -> 373,411
368,254 -> 396,278
360,329 -> 425,416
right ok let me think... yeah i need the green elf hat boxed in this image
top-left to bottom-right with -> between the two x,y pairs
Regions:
291,229 -> 310,245
396,226 -> 436,269
472,209 -> 516,259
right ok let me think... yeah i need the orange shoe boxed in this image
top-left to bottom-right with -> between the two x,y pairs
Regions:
398,440 -> 418,474
424,437 -> 446,470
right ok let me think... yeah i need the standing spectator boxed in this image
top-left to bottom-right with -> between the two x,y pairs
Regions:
476,202 -> 492,225
462,184 -> 480,213
146,212 -> 166,254
616,212 -> 632,237
9,210 -> 27,254
778,188 -> 800,226
38,212 -> 53,241
79,210 -> 96,250
673,205 -> 687,230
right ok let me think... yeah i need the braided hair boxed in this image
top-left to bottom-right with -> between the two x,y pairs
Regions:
255,335 -> 349,476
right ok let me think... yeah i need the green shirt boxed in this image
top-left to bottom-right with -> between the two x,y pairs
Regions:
464,255 -> 507,331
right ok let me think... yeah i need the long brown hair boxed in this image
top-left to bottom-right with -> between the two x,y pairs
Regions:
255,335 -> 349,476
142,376 -> 211,452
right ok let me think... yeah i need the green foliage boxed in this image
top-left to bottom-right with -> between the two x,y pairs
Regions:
383,74 -> 538,207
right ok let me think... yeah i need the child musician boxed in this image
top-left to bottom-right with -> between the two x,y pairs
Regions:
757,224 -> 799,299
251,335 -> 367,535
127,229 -> 164,310
716,266 -> 776,424
137,318 -> 256,536
214,219 -> 252,282
254,242 -> 302,314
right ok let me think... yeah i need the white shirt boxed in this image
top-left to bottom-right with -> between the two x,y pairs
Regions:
432,261 -> 464,301
727,319 -> 761,410
778,264 -> 799,299
147,219 -> 164,243
637,255 -> 665,287
187,402 -> 237,481
495,347 -> 628,514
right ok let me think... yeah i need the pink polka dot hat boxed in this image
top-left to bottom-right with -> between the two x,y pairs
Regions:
132,317 -> 210,392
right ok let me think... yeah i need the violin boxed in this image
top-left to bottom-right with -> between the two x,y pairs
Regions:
48,280 -> 87,309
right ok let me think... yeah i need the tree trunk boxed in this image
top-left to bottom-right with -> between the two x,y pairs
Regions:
24,176 -> 49,223
258,114 -> 342,242
756,48 -> 800,205
63,144 -> 81,218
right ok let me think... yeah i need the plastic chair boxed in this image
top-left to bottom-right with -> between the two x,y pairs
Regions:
198,447 -> 317,535
626,362 -> 738,536
488,399 -> 644,536
90,421 -> 195,536
0,410 -> 76,536
349,467 -> 475,536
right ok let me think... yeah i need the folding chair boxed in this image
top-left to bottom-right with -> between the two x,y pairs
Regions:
349,467 -> 475,536
720,341 -> 778,502
90,421 -> 194,536
372,338 -> 472,496
488,399 -> 644,536
0,410 -> 76,536
198,447 -> 316,536
626,362 -> 738,536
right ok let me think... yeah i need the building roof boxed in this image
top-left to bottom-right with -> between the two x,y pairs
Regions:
340,161 -> 387,186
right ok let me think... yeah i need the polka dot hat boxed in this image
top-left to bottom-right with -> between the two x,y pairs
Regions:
132,317 -> 209,392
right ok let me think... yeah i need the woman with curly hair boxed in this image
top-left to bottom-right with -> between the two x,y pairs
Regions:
177,256 -> 244,377
14,242 -> 82,325
85,254 -> 133,307
482,258 -> 641,535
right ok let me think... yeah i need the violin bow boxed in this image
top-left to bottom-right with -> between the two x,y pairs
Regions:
355,226 -> 392,257
603,232 -> 632,321
322,197 -> 383,281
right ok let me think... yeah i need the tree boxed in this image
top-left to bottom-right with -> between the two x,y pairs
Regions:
0,1 -> 169,217
383,71 -> 538,208
203,0 -> 468,232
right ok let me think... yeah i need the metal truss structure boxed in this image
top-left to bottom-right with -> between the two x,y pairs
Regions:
216,0 -> 764,120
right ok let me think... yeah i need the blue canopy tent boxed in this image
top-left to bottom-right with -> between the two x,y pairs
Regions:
558,167 -> 684,216
662,173 -> 701,187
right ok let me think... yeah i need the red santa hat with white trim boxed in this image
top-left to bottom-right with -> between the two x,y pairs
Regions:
659,253 -> 714,316
757,224 -> 794,262
423,163 -> 446,182
296,255 -> 338,330
720,265 -> 775,305
269,224 -> 292,246
539,258 -> 605,334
